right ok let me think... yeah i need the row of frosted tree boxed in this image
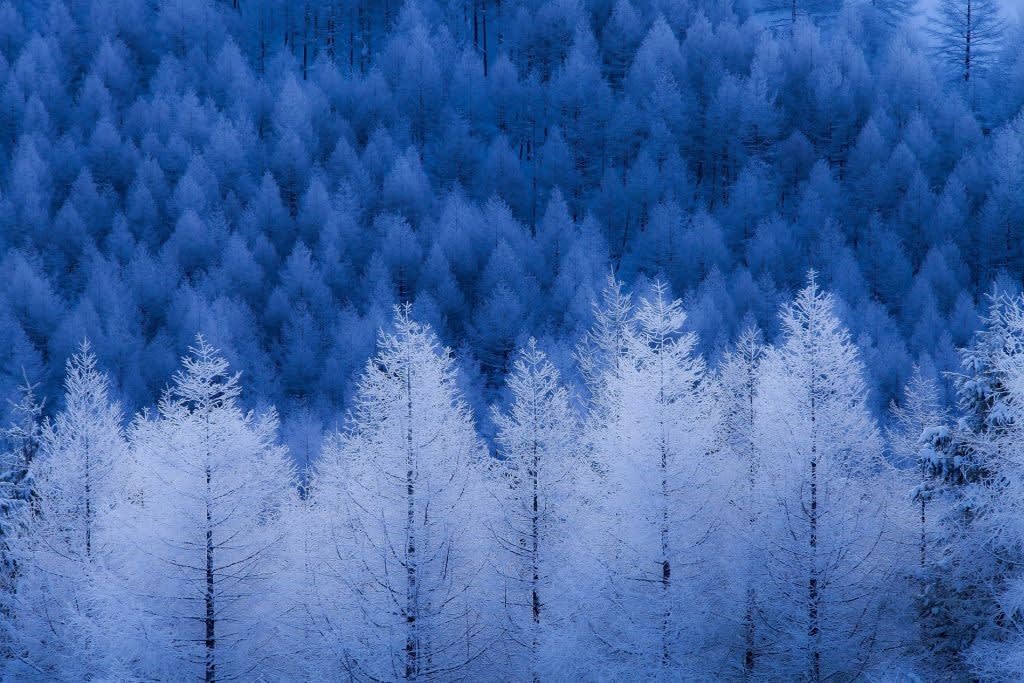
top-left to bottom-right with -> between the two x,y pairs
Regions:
3,273 -> 1023,680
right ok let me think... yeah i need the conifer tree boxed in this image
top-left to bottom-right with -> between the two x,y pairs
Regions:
0,371 -> 42,660
11,340 -> 130,677
309,305 -> 491,681
490,338 -> 581,680
927,0 -> 1005,89
717,325 -> 767,678
586,282 -> 718,677
753,274 -> 907,680
128,336 -> 295,682
945,294 -> 1024,679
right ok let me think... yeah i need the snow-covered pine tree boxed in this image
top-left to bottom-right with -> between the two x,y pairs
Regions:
0,371 -> 43,658
10,340 -> 130,677
587,281 -> 719,677
576,272 -> 635,407
753,273 -> 908,680
309,305 -> 491,681
954,294 -> 1024,679
717,324 -> 767,678
127,335 -> 295,681
574,272 -> 635,551
490,338 -> 581,680
915,294 -> 1022,676
889,367 -> 948,572
889,364 -> 965,675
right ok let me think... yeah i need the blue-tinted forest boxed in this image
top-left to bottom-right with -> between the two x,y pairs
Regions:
3,0 -> 1024,679
1,0 -> 1022,438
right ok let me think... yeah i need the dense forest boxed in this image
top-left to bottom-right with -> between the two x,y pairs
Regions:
2,0 -> 1024,679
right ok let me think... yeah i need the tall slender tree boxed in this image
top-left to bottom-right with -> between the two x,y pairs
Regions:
128,336 -> 295,682
490,338 -> 580,680
753,274 -> 908,680
949,294 -> 1024,679
889,366 -> 957,673
927,0 -> 1005,90
309,305 -> 491,681
587,282 -> 718,677
907,294 -> 1022,676
890,366 -> 948,575
718,325 -> 767,679
0,371 -> 43,655
11,341 -> 130,677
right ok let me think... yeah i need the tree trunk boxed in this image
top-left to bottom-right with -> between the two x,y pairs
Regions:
205,462 -> 216,683
661,441 -> 671,672
482,9 -> 489,78
808,392 -> 820,683
659,358 -> 671,671
964,0 -> 972,82
303,6 -> 309,81
84,446 -> 92,559
531,428 -> 540,683
405,361 -> 419,680
743,367 -> 757,678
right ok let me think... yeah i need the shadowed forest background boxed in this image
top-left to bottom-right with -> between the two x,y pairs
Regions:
1,0 -> 1024,438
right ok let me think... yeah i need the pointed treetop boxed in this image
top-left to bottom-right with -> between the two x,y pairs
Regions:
63,338 -> 114,410
634,280 -> 685,343
734,323 -> 765,360
170,334 -> 241,411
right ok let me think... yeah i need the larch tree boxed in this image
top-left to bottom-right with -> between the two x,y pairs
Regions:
10,340 -> 130,677
576,272 -> 635,437
890,365 -> 955,673
127,336 -> 295,682
0,372 -> 43,661
717,324 -> 767,679
917,293 -> 1024,675
953,294 -> 1024,680
753,273 -> 909,681
587,281 -> 718,677
309,305 -> 491,681
926,0 -> 1005,92
889,366 -> 948,577
490,338 -> 581,681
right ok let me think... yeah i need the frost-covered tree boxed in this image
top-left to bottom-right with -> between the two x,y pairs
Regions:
490,338 -> 581,680
890,366 -> 948,567
586,282 -> 719,677
0,372 -> 43,659
308,305 -> 491,681
909,293 -> 1022,675
926,0 -> 1005,87
754,274 -> 908,680
10,341 -> 130,677
577,272 -> 635,412
127,336 -> 295,681
717,324 -> 767,678
889,365 -> 956,673
945,294 -> 1024,680
39,341 -> 125,561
